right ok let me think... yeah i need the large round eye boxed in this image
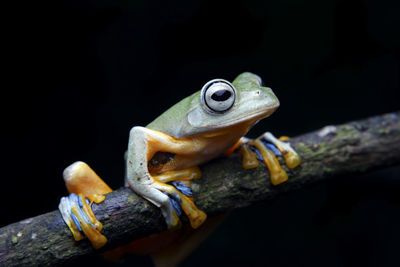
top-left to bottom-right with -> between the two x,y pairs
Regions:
201,79 -> 236,113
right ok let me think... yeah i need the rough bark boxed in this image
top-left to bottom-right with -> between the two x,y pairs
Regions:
1,112 -> 399,266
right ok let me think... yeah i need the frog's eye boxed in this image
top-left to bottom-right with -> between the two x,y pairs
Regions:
254,74 -> 263,86
201,79 -> 236,113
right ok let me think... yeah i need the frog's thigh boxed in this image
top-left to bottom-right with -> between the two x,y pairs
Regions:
152,181 -> 207,229
63,161 -> 112,203
259,132 -> 301,169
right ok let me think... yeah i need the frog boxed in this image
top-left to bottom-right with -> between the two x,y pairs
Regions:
58,72 -> 301,250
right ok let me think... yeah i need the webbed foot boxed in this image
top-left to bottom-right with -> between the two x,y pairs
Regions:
238,132 -> 301,185
152,167 -> 206,229
59,193 -> 107,249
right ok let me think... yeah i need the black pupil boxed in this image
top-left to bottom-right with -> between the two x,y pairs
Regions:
211,89 -> 231,102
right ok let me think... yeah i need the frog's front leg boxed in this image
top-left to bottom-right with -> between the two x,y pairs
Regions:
238,132 -> 301,185
126,127 -> 207,230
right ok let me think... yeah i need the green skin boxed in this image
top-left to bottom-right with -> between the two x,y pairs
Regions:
126,72 -> 281,228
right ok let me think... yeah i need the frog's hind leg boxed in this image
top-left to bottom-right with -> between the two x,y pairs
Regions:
250,139 -> 289,185
225,137 -> 259,170
237,133 -> 301,186
59,161 -> 112,249
260,132 -> 301,169
238,143 -> 260,169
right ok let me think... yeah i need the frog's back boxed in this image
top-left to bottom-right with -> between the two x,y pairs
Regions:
146,92 -> 197,138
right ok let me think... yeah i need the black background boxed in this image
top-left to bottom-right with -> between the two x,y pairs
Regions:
2,0 -> 400,266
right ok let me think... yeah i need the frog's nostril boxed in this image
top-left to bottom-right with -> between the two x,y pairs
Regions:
256,90 -> 261,95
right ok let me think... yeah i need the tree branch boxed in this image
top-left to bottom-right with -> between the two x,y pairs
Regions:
1,112 -> 399,266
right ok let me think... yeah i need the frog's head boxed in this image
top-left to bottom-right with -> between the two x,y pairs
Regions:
185,72 -> 279,134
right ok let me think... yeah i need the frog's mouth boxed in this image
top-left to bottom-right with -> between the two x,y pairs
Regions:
215,101 -> 279,129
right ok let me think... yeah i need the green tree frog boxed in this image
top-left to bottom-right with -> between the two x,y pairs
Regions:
59,72 -> 301,249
